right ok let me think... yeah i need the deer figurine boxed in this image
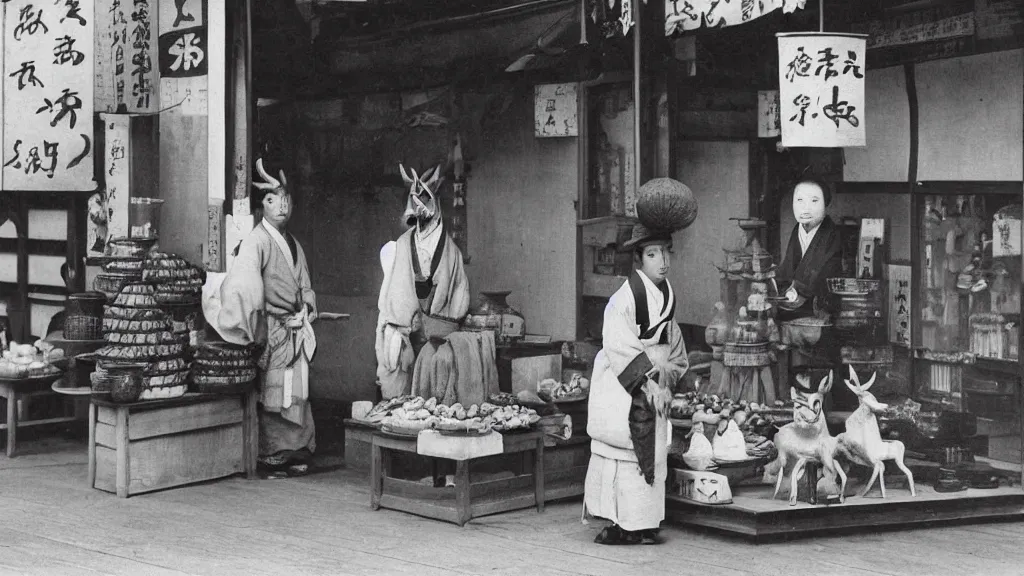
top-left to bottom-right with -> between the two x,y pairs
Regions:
835,366 -> 916,498
764,370 -> 848,506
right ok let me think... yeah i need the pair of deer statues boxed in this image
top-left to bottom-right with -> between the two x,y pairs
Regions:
765,366 -> 917,505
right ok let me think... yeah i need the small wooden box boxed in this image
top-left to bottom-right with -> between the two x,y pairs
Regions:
88,392 -> 258,497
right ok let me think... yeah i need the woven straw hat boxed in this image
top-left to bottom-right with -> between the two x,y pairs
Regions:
636,178 -> 698,232
621,223 -> 673,251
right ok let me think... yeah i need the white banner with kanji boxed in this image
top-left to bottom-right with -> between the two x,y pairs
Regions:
667,0 -> 806,35
777,32 -> 867,148
3,0 -> 96,191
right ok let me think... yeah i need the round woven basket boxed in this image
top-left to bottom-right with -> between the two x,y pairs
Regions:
635,178 -> 698,231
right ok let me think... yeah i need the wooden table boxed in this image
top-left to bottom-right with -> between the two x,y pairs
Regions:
1,375 -> 79,458
88,391 -> 258,497
370,429 -> 545,526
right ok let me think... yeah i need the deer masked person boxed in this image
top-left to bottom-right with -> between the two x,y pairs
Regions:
209,159 -> 317,477
583,179 -> 696,546
375,164 -> 470,399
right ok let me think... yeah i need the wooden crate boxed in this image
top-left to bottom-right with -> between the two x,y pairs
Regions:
89,392 -> 258,498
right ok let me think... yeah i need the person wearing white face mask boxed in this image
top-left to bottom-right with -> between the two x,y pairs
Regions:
583,179 -> 696,546
777,178 -> 844,321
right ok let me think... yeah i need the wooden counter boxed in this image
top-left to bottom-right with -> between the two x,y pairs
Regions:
88,391 -> 258,497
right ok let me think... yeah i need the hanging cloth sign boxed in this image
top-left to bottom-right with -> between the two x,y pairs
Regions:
777,32 -> 868,148
666,0 -> 806,35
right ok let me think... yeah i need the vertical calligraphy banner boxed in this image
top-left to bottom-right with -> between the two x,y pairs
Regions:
129,0 -> 158,112
158,0 -> 207,116
94,0 -> 126,112
4,0 -> 96,191
777,33 -> 868,148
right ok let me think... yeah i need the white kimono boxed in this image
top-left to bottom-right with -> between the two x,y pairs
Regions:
584,270 -> 688,531
375,224 -> 470,398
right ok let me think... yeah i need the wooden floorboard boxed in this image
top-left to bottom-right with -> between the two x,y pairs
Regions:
1,440 -> 1023,575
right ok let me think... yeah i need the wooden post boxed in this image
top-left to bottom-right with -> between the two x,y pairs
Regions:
115,407 -> 130,498
87,402 -> 97,487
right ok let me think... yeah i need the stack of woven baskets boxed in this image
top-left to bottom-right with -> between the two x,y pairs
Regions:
93,237 -> 155,301
94,282 -> 191,400
191,342 -> 259,394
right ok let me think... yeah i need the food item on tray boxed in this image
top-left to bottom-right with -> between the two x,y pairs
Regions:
539,373 -> 590,402
0,339 -> 63,379
488,392 -> 517,406
364,395 -> 540,432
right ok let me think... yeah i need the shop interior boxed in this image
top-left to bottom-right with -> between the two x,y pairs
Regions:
0,0 -> 1020,537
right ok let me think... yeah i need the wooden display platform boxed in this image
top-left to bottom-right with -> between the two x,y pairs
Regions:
667,483 -> 1024,539
370,429 -> 545,526
88,391 -> 258,497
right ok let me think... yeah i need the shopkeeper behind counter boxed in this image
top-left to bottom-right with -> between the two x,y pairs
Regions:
206,159 -> 318,479
777,178 -> 843,322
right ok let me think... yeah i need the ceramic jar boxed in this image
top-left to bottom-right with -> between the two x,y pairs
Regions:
106,363 -> 147,403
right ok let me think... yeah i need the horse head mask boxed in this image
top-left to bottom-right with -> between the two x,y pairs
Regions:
399,163 -> 443,229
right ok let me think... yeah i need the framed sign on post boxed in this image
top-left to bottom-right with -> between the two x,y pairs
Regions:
534,83 -> 578,138
777,32 -> 868,148
3,0 -> 96,191
889,264 -> 911,346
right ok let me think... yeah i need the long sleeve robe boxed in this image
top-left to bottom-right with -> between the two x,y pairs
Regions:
777,215 -> 843,319
584,271 -> 688,531
375,225 -> 470,398
215,222 -> 318,429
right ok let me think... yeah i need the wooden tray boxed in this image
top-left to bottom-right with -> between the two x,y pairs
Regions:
378,426 -> 421,440
0,372 -> 63,387
551,392 -> 588,404
437,427 -> 492,437
51,379 -> 92,396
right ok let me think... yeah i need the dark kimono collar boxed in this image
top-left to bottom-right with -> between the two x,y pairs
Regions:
628,271 -> 675,342
409,220 -> 447,283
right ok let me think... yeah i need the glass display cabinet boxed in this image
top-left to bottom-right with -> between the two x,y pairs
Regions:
912,182 -> 1022,472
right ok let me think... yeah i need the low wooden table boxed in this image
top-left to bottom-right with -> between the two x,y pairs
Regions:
370,429 -> 545,526
1,375 -> 79,458
88,391 -> 258,497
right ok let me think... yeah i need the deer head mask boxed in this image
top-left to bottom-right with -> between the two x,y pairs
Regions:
790,370 -> 833,427
399,163 -> 443,229
845,366 -> 886,413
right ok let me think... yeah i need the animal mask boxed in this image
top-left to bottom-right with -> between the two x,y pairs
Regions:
399,163 -> 443,228
790,370 -> 833,427
844,365 -> 887,413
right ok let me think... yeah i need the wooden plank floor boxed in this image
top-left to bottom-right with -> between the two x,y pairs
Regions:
2,438 -> 1024,576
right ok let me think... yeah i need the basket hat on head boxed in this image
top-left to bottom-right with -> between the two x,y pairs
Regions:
620,178 -> 698,251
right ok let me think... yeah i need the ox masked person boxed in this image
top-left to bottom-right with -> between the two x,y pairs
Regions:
583,179 -> 696,545
210,159 -> 318,478
375,164 -> 471,399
